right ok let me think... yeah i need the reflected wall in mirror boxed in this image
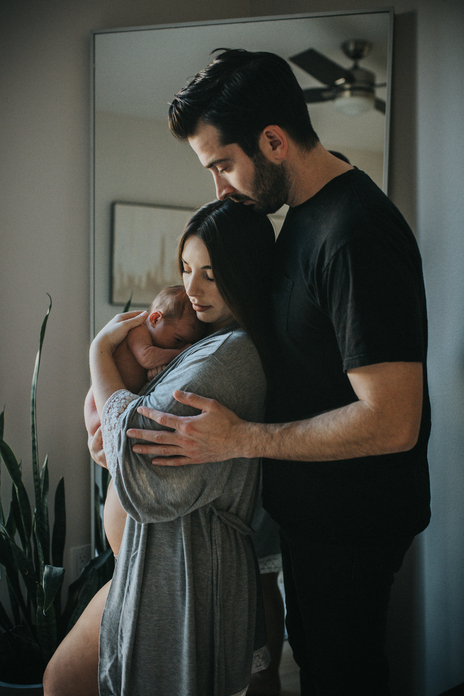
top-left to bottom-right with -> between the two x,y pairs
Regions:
91,9 -> 393,335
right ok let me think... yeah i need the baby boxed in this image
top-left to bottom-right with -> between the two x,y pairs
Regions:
85,285 -> 204,555
85,285 -> 204,438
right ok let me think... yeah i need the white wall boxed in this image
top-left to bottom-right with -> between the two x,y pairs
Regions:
1,0 -> 463,693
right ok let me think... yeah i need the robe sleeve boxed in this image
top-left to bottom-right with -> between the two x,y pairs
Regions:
100,330 -> 266,524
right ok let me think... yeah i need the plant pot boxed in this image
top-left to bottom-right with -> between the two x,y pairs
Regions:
0,683 -> 43,695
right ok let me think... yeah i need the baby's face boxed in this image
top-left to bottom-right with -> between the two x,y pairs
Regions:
149,315 -> 200,349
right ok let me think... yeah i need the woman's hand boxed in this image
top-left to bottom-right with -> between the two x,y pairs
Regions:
88,426 -> 108,468
92,310 -> 148,355
90,311 -> 148,416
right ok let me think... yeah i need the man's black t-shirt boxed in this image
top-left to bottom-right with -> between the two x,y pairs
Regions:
264,169 -> 431,544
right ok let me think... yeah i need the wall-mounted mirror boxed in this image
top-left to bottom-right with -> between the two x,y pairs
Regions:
90,9 -> 393,547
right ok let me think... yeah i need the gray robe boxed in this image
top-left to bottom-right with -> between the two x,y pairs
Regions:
99,325 -> 269,696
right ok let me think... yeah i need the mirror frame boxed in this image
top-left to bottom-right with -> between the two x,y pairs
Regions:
89,9 -> 394,553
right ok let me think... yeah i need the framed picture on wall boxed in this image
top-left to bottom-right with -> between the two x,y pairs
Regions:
111,202 -> 195,306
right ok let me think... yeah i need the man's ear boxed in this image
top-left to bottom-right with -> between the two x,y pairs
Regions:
259,125 -> 288,162
148,310 -> 162,327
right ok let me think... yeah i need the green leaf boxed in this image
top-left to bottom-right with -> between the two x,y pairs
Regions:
63,569 -> 99,634
30,295 -> 52,561
0,440 -> 33,551
36,455 -> 51,566
123,293 -> 132,312
0,597 -> 13,631
42,564 -> 65,613
0,530 -> 35,634
60,548 -> 113,635
51,477 -> 66,568
35,582 -> 57,663
6,533 -> 38,602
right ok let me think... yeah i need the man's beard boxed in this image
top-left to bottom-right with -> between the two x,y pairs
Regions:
233,150 -> 290,215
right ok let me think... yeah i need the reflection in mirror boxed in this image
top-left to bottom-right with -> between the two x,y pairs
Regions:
90,11 -> 392,550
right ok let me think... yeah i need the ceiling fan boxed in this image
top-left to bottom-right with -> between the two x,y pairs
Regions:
289,39 -> 386,116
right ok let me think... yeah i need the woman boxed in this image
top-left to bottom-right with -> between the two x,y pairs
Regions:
44,199 -> 275,696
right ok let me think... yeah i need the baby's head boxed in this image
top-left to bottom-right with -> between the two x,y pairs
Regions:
146,285 -> 205,349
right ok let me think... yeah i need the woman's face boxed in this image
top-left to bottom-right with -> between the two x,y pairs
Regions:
181,235 -> 233,332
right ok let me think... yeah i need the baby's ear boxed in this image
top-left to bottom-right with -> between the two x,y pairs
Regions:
148,310 -> 162,326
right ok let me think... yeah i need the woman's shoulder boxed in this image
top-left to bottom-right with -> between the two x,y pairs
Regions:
161,324 -> 266,419
193,325 -> 260,367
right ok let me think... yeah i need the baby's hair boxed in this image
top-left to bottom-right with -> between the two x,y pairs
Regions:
150,285 -> 205,341
150,285 -> 191,321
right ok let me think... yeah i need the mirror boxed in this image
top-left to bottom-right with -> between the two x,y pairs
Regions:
90,10 -> 393,548
91,9 -> 393,333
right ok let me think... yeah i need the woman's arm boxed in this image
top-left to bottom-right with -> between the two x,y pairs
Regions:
89,311 -> 148,415
101,330 -> 266,524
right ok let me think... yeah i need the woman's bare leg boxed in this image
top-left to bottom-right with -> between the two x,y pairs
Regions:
43,580 -> 110,696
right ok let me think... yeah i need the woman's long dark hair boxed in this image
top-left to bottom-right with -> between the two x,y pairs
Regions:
178,199 -> 276,378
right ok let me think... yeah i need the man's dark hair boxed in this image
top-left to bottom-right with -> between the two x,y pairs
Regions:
169,48 -> 319,157
178,199 -> 275,377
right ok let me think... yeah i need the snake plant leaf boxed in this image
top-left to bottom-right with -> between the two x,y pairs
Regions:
0,531 -> 34,634
60,547 -> 113,634
0,413 -> 3,527
0,527 -> 23,627
0,439 -> 33,550
51,477 -> 66,569
93,481 -> 106,555
36,454 -> 51,566
7,535 -> 38,601
42,564 -> 65,614
30,296 -> 52,567
4,486 -> 17,538
0,597 -> 13,631
123,293 -> 132,312
0,297 -> 116,681
35,582 -> 57,663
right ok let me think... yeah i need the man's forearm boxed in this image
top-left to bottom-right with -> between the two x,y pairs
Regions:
241,399 -> 418,462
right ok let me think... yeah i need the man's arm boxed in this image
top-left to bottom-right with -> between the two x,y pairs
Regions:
127,361 -> 423,465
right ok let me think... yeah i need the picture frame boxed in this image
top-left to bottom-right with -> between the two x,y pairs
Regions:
111,201 -> 195,306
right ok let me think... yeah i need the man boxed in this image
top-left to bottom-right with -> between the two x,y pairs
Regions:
127,49 -> 431,695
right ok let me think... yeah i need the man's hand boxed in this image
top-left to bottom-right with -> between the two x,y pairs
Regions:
126,390 -> 247,466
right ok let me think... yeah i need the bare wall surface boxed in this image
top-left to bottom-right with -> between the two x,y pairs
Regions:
1,0 -> 463,693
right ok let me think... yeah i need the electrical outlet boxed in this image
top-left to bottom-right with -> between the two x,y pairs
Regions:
71,544 -> 91,580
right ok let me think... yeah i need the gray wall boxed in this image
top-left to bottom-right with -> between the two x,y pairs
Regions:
1,0 -> 463,693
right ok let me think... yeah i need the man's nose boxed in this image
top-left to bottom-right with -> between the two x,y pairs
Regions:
212,171 -> 235,200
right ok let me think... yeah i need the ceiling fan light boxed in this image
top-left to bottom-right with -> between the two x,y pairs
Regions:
333,92 -> 374,116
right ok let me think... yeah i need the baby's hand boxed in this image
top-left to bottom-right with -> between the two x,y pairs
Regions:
147,364 -> 168,380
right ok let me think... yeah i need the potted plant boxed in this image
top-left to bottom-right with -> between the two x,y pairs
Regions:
0,297 -> 111,693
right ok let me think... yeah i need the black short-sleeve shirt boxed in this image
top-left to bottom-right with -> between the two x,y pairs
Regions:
264,169 -> 431,544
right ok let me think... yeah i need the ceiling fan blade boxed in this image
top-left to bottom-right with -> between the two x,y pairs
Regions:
290,48 -> 354,86
374,97 -> 386,114
302,87 -> 336,103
